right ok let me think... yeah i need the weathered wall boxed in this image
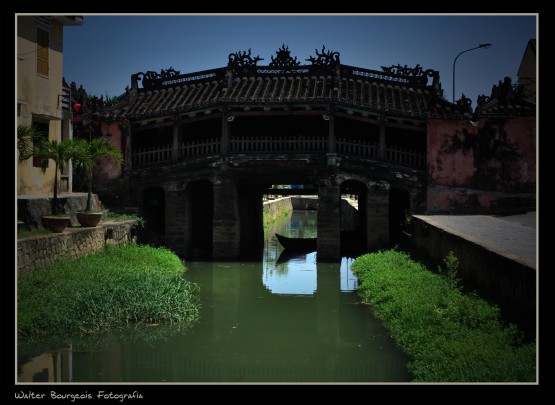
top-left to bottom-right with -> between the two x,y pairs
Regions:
17,194 -> 102,230
412,216 -> 535,334
290,196 -> 318,210
96,122 -> 124,182
17,220 -> 138,274
427,117 -> 536,213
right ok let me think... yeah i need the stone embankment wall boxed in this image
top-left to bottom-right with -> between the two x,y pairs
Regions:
412,216 -> 535,334
263,197 -> 294,219
17,220 -> 138,274
264,196 -> 358,230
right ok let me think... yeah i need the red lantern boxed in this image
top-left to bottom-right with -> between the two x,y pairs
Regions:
73,102 -> 82,113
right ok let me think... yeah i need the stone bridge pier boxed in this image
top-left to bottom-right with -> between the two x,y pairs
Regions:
213,177 -> 241,259
137,166 -> 416,262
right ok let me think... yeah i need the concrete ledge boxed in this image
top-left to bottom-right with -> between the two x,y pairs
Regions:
412,215 -> 536,333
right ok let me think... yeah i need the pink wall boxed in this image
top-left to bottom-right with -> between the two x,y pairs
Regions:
427,117 -> 535,213
95,121 -> 123,182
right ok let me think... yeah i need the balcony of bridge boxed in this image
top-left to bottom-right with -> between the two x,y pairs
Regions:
130,113 -> 426,172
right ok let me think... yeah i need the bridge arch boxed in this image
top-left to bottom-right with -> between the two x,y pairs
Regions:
339,179 -> 367,253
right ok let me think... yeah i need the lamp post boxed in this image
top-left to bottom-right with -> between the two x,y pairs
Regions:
452,43 -> 492,103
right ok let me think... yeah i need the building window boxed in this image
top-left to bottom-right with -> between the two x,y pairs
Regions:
36,28 -> 49,77
32,120 -> 49,168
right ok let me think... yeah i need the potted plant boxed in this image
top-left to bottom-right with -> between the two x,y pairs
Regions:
17,125 -> 80,232
73,137 -> 122,227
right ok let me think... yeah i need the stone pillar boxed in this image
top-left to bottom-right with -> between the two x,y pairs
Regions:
172,118 -> 179,162
239,189 -> 263,258
365,184 -> 389,249
213,176 -> 240,259
378,116 -> 386,160
164,188 -> 188,257
317,181 -> 341,261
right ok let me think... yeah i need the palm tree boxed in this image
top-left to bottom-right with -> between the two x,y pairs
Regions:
17,124 -> 43,162
32,138 -> 82,214
74,137 -> 122,212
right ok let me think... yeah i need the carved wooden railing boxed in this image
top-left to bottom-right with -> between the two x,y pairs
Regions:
386,145 -> 425,168
229,135 -> 327,153
132,136 -> 425,169
179,138 -> 220,159
336,138 -> 379,159
133,144 -> 172,166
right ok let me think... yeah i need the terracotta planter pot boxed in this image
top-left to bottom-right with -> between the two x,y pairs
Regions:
41,216 -> 69,233
76,212 -> 103,227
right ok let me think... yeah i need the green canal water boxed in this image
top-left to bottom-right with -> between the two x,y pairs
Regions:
17,210 -> 410,383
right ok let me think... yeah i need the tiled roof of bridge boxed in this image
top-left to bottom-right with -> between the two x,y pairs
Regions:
101,47 -> 534,121
124,71 -> 461,119
123,65 -> 463,120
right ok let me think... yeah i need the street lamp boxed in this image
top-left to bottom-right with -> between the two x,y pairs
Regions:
452,42 -> 492,103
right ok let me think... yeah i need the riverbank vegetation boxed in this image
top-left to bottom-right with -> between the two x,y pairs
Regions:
352,250 -> 536,382
263,204 -> 292,231
103,210 -> 145,227
18,244 -> 200,339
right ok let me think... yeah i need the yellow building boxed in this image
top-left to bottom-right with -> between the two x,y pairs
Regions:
17,15 -> 82,196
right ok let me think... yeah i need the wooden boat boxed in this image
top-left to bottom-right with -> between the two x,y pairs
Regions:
275,233 -> 317,252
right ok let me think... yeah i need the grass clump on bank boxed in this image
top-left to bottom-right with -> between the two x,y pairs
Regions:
103,210 -> 145,227
351,250 -> 536,382
18,244 -> 200,339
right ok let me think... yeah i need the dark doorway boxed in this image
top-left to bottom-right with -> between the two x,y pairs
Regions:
142,187 -> 165,246
188,180 -> 214,259
340,180 -> 367,256
389,188 -> 411,245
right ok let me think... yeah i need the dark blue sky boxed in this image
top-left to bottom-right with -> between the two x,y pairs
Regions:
62,15 -> 536,106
